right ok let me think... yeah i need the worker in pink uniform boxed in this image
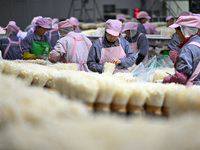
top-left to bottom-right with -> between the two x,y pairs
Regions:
48,19 -> 92,72
137,11 -> 158,34
116,14 -> 126,23
166,16 -> 174,27
70,17 -> 81,33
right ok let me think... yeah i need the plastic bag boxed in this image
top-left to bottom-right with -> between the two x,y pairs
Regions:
131,55 -> 174,82
147,55 -> 173,68
131,62 -> 152,81
131,63 -> 145,77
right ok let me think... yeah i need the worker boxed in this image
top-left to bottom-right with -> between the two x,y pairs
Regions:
70,17 -> 81,33
175,11 -> 192,19
87,19 -> 135,74
52,18 -> 59,29
137,11 -> 158,34
116,14 -> 127,31
27,17 -> 59,48
122,22 -> 149,65
135,12 -> 147,34
44,17 -> 60,48
48,19 -> 92,72
116,14 -> 126,23
166,16 -> 174,27
25,16 -> 42,35
163,16 -> 200,86
168,11 -> 192,63
0,21 -> 22,60
21,18 -> 53,60
137,23 -> 147,34
6,21 -> 26,39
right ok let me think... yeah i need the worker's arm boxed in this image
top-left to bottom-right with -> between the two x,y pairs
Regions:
22,52 -> 44,60
136,53 -> 145,65
22,52 -> 35,60
163,70 -> 188,84
48,39 -> 67,63
87,39 -> 103,73
163,45 -> 194,84
21,35 -> 35,60
136,34 -> 149,65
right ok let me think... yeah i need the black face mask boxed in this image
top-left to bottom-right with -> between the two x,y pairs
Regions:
105,35 -> 115,44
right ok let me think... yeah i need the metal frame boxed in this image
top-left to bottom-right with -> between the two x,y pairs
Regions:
68,0 -> 103,22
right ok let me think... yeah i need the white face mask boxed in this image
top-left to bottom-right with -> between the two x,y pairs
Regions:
180,26 -> 198,38
5,29 -> 13,37
58,29 -> 66,38
130,30 -> 137,38
58,27 -> 73,38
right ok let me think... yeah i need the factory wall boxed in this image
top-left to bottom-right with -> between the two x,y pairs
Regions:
0,0 -> 140,31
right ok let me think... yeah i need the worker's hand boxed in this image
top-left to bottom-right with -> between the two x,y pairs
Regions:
163,76 -> 170,83
110,57 -> 121,64
34,55 -> 44,60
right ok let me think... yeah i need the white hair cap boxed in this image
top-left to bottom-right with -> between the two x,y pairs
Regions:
180,25 -> 198,38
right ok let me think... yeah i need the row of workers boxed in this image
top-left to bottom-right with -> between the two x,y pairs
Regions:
48,19 -> 148,73
0,10 -> 170,62
0,16 -> 81,60
1,14 -> 200,86
0,17 -> 149,71
52,16 -> 200,86
116,11 -> 158,35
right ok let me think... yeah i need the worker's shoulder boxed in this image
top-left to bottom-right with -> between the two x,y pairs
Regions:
23,33 -> 34,41
119,37 -> 128,44
187,35 -> 200,46
138,33 -> 147,40
182,39 -> 200,52
92,37 -> 101,45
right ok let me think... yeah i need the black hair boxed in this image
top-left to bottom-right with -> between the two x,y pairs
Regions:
176,26 -> 181,30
